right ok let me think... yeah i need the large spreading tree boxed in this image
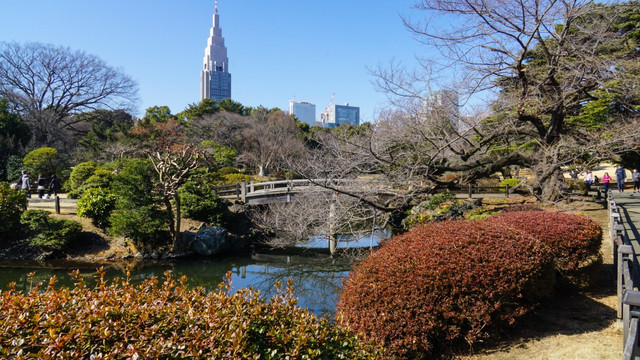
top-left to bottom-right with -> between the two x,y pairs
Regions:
0,42 -> 138,149
274,0 -> 640,237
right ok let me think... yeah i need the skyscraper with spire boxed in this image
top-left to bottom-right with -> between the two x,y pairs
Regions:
200,0 -> 231,101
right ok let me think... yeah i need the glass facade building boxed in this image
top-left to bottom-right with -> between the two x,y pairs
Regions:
289,100 -> 316,126
325,104 -> 360,127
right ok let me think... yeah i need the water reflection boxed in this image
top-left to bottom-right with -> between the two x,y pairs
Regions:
0,255 -> 352,317
297,229 -> 389,250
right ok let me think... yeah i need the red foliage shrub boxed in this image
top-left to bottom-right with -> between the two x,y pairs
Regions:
488,211 -> 602,276
0,269 -> 386,359
337,220 -> 555,359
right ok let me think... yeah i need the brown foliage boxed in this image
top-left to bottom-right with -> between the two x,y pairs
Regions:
488,211 -> 602,276
0,269 -> 387,359
337,219 -> 556,359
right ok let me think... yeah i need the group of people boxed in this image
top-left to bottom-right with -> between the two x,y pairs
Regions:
586,165 -> 640,195
13,171 -> 61,199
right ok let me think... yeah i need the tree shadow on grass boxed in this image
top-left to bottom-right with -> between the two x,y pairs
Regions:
468,276 -> 617,357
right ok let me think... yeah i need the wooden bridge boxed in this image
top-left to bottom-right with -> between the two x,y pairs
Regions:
212,179 -> 525,205
213,179 -> 355,205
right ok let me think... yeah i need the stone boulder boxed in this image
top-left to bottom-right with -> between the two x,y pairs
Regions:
191,226 -> 228,256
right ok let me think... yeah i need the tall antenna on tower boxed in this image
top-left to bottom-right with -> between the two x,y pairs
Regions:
215,0 -> 218,14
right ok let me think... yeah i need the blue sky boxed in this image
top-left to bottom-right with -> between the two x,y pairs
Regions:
1,1 -> 422,122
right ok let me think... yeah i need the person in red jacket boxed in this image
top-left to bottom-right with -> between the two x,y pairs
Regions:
602,172 -> 611,197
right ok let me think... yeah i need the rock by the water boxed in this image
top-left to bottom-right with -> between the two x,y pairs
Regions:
191,226 -> 228,256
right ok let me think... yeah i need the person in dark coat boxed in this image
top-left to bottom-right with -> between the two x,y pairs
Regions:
616,165 -> 627,193
36,174 -> 47,199
49,174 -> 61,197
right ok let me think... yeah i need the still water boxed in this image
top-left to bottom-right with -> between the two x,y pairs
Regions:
0,254 -> 352,318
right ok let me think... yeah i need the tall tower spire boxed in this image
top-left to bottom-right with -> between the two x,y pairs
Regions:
200,1 -> 231,101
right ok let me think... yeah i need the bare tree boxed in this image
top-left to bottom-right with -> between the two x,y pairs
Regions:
186,111 -> 249,149
0,42 -> 138,148
248,190 -> 386,255
369,0 -> 640,200
238,110 -> 305,177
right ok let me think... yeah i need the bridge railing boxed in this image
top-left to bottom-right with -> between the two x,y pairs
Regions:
214,178 -> 527,202
214,179 -> 365,201
609,195 -> 640,360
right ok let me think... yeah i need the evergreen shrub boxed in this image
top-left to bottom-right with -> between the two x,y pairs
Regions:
0,270 -> 386,359
108,204 -> 167,248
77,188 -> 117,228
0,182 -> 28,238
221,173 -> 252,185
499,178 -> 521,192
337,219 -> 555,359
216,166 -> 240,176
22,147 -> 62,177
179,174 -> 230,226
68,168 -> 112,199
20,210 -> 82,250
106,157 -> 167,248
68,161 -> 100,190
488,211 -> 602,278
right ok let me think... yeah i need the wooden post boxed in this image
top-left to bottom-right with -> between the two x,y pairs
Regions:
619,249 -> 626,319
505,184 -> 510,198
240,179 -> 247,203
54,196 -> 61,214
468,183 -> 472,199
329,192 -> 338,255
370,207 -> 376,249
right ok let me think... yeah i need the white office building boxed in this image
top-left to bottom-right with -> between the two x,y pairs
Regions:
200,4 -> 231,101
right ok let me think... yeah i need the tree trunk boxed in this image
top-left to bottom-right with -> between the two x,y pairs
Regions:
258,164 -> 269,177
173,193 -> 182,252
539,169 -> 566,202
163,195 -> 177,249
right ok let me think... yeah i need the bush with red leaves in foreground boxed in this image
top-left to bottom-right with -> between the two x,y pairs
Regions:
488,210 -> 602,281
0,269 -> 387,359
337,219 -> 556,359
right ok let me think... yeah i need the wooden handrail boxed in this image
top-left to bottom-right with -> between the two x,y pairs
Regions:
610,195 -> 640,359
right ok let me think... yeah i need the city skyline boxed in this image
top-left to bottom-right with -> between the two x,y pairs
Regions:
0,1 -> 418,122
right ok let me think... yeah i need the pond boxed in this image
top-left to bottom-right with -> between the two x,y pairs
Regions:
0,231 -> 388,317
0,254 -> 352,318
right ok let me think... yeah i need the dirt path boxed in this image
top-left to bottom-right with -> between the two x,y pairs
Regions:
458,201 -> 622,360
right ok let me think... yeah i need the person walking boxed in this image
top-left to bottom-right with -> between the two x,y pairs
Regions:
633,169 -> 640,193
584,169 -> 594,193
49,174 -> 61,197
616,165 -> 627,193
602,172 -> 611,197
36,174 -> 47,199
20,172 -> 31,198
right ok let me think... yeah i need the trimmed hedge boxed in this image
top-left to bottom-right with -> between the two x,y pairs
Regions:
337,219 -> 555,359
0,270 -> 386,359
488,211 -> 602,277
